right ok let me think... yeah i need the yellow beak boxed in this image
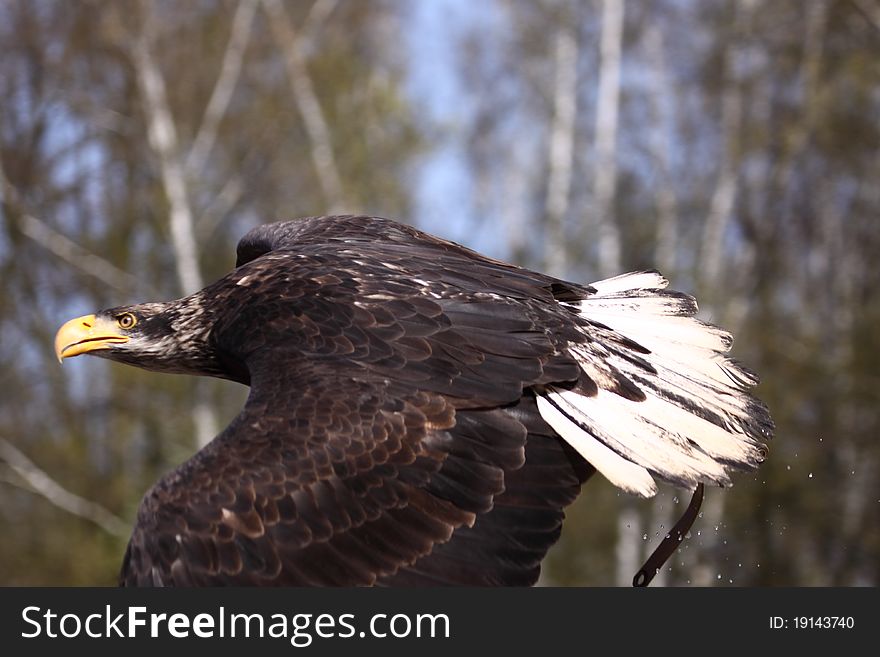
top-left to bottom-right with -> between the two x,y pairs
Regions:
54,314 -> 129,362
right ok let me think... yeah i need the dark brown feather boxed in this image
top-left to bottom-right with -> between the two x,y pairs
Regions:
119,216 -> 603,586
112,215 -> 770,586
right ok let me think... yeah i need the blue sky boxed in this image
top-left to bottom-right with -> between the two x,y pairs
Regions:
404,0 -> 503,256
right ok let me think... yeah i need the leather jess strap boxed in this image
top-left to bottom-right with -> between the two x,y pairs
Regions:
632,483 -> 705,587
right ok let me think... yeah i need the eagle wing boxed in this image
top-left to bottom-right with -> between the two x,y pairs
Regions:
122,376 -> 589,586
121,220 -> 594,585
120,215 -> 771,586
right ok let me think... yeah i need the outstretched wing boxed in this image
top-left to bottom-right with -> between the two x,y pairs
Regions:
121,215 -> 771,586
121,378 -> 592,586
122,378 -> 530,585
121,229 -> 593,585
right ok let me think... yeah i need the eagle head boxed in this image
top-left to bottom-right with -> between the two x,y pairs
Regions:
54,297 -> 231,379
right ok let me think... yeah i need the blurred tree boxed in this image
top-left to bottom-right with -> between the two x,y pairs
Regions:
0,0 -> 422,585
453,0 -> 880,586
1,0 -> 878,587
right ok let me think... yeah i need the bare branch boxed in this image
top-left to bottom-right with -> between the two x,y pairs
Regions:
194,0 -> 339,236
0,166 -> 143,295
196,173 -> 245,238
0,439 -> 129,538
850,0 -> 880,34
262,0 -> 348,213
195,120 -> 278,238
186,0 -> 258,175
300,0 -> 341,54
23,214 -> 142,294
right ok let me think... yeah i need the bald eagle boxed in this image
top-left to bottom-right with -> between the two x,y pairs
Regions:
54,215 -> 772,586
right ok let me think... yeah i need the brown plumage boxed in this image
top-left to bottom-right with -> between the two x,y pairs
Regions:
54,215 -> 772,586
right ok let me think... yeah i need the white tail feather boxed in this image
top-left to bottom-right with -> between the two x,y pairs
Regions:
538,271 -> 770,497
536,395 -> 657,497
589,271 -> 668,294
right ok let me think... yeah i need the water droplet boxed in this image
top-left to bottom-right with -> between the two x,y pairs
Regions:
808,472 -> 813,478
673,496 -> 679,504
786,465 -> 791,470
717,573 -> 722,580
642,533 -> 648,540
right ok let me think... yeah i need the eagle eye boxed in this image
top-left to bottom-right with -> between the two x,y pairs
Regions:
116,312 -> 138,330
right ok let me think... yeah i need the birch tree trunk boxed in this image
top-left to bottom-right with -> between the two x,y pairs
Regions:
699,0 -> 756,295
592,0 -> 624,279
592,0 -> 636,586
615,505 -> 641,587
644,24 -> 680,277
129,4 -> 260,449
132,34 -> 204,297
543,23 -> 579,278
691,2 -> 755,585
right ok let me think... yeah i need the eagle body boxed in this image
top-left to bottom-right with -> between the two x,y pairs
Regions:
54,215 -> 772,586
